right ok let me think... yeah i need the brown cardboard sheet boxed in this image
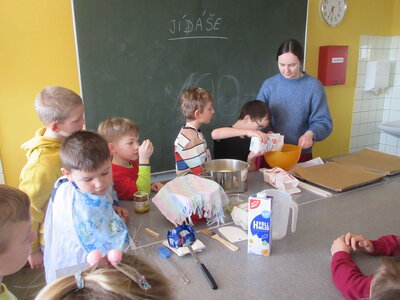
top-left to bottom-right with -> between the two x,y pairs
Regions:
331,148 -> 400,175
294,162 -> 385,192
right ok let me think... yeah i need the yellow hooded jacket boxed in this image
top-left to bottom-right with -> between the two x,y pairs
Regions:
19,127 -> 62,252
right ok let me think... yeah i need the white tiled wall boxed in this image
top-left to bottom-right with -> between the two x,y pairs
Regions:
0,157 -> 5,184
350,35 -> 400,155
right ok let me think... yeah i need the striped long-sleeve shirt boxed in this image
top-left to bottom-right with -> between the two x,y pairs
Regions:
174,124 -> 211,176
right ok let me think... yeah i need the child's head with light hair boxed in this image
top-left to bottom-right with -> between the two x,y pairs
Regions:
370,256 -> 400,300
34,86 -> 84,125
0,185 -> 34,276
34,252 -> 171,300
179,88 -> 213,121
98,117 -> 143,165
98,117 -> 139,143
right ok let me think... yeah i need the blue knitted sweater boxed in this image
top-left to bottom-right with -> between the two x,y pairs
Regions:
256,73 -> 333,154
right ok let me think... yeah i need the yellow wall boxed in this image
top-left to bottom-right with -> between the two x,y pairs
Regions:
393,0 -> 400,35
0,0 -> 398,187
307,0 -> 395,158
0,0 -> 80,187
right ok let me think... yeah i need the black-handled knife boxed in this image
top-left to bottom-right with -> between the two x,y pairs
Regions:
188,245 -> 218,289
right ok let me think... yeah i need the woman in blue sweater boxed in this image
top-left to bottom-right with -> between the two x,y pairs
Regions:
256,39 -> 333,162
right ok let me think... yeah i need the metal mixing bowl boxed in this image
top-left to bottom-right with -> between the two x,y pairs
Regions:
202,159 -> 249,193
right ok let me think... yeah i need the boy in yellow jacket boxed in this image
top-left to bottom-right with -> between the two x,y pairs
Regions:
19,86 -> 85,269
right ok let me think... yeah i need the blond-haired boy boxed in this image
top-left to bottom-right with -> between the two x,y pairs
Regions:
0,185 -> 35,300
174,88 -> 214,176
98,117 -> 163,200
19,86 -> 85,269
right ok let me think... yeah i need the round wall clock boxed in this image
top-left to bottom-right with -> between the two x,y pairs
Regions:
320,0 -> 347,27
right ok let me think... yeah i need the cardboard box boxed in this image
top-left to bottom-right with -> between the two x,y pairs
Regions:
331,148 -> 400,175
294,162 -> 385,192
247,193 -> 272,256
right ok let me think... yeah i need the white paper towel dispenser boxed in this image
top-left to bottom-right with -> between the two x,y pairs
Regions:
364,60 -> 391,92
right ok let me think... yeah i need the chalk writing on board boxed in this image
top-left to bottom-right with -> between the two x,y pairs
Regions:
168,10 -> 227,41
173,72 -> 240,114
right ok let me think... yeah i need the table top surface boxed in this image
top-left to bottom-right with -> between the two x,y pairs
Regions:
120,171 -> 400,300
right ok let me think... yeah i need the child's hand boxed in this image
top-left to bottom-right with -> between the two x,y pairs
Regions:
248,150 -> 266,161
344,232 -> 374,253
151,182 -> 163,192
247,151 -> 266,171
247,130 -> 269,144
138,139 -> 154,164
28,249 -> 44,269
113,205 -> 129,223
331,235 -> 351,256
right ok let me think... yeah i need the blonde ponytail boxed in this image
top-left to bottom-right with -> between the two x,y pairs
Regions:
35,253 -> 171,300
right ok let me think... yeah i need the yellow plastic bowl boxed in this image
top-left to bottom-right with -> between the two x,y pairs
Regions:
264,144 -> 301,171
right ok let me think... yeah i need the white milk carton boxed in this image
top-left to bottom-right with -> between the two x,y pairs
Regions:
247,191 -> 272,256
249,133 -> 284,153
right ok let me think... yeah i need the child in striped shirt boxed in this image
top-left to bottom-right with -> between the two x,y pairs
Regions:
174,88 -> 214,176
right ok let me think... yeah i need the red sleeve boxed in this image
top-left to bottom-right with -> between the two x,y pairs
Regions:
331,251 -> 372,300
112,163 -> 138,200
370,235 -> 400,256
191,165 -> 203,175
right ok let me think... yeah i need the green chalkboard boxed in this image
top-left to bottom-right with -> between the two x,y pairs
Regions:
73,0 -> 308,172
